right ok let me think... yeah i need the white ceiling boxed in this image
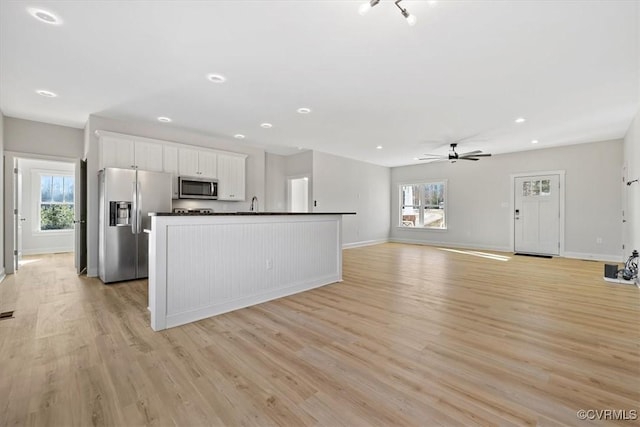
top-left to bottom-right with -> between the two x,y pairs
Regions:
1,1 -> 638,167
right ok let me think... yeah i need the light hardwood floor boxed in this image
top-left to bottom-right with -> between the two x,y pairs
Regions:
0,245 -> 638,426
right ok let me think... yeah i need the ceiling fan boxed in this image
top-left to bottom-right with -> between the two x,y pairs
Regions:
419,143 -> 492,162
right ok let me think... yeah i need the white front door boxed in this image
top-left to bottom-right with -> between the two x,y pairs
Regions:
514,174 -> 560,255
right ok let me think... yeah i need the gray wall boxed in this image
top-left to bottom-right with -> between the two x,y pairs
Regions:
0,112 -> 4,279
19,158 -> 75,255
85,114 -> 267,276
623,111 -> 639,260
265,153 -> 286,212
391,140 -> 624,261
264,150 -> 391,247
4,117 -> 84,158
313,151 -> 390,247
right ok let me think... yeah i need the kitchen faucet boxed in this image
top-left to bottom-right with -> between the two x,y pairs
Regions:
250,196 -> 258,212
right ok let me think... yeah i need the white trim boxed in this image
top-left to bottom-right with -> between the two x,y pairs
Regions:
343,238 -> 389,249
87,267 -> 98,277
22,247 -> 73,256
510,170 -> 565,256
394,226 -> 448,232
390,238 -> 512,253
563,251 -> 624,263
389,239 -> 624,263
0,268 -> 5,283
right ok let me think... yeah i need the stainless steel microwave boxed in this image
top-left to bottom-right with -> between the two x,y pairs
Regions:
178,176 -> 218,200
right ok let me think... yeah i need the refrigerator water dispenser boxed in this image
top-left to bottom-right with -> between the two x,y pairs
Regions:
109,201 -> 132,226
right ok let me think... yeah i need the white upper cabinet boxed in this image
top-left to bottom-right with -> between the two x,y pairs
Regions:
163,145 -> 179,175
198,151 -> 218,178
178,147 -> 217,178
97,131 -> 247,201
178,148 -> 199,176
163,145 -> 179,199
217,153 -> 247,201
98,133 -> 163,171
134,141 -> 164,172
99,135 -> 135,169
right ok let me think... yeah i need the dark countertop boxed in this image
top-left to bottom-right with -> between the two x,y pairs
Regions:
149,212 -> 356,216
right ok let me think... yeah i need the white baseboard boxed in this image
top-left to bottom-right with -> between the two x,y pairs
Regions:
22,247 -> 73,256
0,268 -> 5,283
563,251 -> 624,263
390,238 -> 512,253
343,238 -> 389,249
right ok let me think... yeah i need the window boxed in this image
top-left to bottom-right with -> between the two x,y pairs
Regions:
399,181 -> 446,229
522,179 -> 551,196
40,175 -> 74,231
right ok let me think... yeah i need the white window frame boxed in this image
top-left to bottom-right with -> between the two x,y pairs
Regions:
398,180 -> 448,230
37,172 -> 75,233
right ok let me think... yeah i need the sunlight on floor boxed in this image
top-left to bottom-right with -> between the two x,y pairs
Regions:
19,258 -> 41,266
438,248 -> 511,262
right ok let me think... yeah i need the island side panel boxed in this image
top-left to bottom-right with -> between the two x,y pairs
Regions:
150,215 -> 343,330
149,216 -> 168,331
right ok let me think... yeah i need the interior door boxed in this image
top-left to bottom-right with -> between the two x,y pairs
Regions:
288,176 -> 309,212
14,166 -> 23,270
74,159 -> 87,274
514,174 -> 560,255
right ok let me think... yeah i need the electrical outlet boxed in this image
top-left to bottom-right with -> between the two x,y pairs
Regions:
266,259 -> 273,270
596,237 -> 603,244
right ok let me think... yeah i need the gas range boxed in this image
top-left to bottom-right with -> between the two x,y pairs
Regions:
173,208 -> 214,214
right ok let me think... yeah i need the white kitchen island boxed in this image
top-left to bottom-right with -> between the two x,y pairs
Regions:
148,212 -> 354,331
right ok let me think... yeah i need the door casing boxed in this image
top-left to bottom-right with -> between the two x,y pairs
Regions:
3,151 -> 81,275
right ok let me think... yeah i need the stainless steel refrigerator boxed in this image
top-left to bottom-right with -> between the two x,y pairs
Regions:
99,168 -> 172,283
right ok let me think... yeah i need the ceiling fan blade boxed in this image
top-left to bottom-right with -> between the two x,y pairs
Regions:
460,157 -> 480,161
460,150 -> 483,156
459,153 -> 492,158
418,157 -> 445,162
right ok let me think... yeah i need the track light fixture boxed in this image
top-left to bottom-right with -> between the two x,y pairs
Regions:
395,0 -> 417,26
358,0 -> 380,15
358,0 -> 416,26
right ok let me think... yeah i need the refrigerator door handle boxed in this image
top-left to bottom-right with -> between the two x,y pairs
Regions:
131,181 -> 137,235
137,181 -> 142,234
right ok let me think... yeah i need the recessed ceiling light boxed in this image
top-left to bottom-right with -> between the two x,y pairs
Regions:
297,107 -> 312,114
515,117 -> 526,124
413,157 -> 419,160
234,134 -> 245,139
428,1 -> 438,6
531,139 -> 539,144
261,123 -> 273,129
376,145 -> 383,150
27,7 -> 62,25
157,116 -> 172,123
36,90 -> 57,98
206,74 -> 226,83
